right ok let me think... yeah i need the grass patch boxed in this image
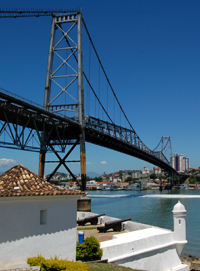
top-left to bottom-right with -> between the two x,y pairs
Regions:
86,262 -> 142,270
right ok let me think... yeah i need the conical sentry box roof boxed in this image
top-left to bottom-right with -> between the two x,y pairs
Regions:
0,164 -> 86,197
172,200 -> 186,214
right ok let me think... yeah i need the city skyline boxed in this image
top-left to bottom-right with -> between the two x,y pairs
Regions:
0,0 -> 200,176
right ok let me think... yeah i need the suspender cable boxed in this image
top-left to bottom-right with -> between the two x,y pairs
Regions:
114,96 -> 115,124
107,82 -> 108,122
98,63 -> 100,118
82,18 -> 155,154
82,18 -> 136,134
62,20 -> 155,154
88,42 -> 91,116
60,25 -> 114,124
84,73 -> 114,124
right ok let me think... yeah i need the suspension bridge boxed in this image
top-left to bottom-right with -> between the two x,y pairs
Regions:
0,9 -> 177,190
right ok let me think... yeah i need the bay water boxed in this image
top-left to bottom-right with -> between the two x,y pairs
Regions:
87,189 -> 200,257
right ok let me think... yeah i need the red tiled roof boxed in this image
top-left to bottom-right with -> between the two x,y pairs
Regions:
0,164 -> 86,197
120,182 -> 129,186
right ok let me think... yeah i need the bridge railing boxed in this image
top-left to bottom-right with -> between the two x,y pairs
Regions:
0,87 -> 81,125
0,87 -> 44,109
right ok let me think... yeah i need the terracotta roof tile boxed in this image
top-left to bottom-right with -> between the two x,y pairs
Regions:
0,164 -> 86,197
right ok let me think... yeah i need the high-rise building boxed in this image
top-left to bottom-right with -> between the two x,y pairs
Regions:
182,157 -> 186,172
183,157 -> 189,172
171,153 -> 189,172
179,154 -> 184,172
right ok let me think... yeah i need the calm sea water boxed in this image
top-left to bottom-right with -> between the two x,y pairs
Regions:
87,189 -> 200,257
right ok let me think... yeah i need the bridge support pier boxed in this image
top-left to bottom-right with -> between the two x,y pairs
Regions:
78,11 -> 86,191
80,128 -> 86,191
38,152 -> 46,179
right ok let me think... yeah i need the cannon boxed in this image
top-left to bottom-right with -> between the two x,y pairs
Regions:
77,213 -> 105,226
97,217 -> 131,233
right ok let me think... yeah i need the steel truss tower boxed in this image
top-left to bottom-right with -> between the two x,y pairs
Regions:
38,10 -> 86,190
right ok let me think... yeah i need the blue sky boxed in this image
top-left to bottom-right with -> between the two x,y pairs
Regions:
0,0 -> 200,176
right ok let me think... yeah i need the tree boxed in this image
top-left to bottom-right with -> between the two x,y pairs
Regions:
132,178 -> 139,183
125,176 -> 132,183
150,173 -> 157,180
86,176 -> 90,182
94,176 -> 102,182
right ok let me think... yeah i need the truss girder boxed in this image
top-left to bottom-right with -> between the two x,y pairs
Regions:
85,116 -> 173,171
0,90 -> 175,172
0,92 -> 80,152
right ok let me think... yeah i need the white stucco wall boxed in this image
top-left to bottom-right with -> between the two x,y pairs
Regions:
77,211 -> 188,271
114,246 -> 189,271
101,228 -> 188,271
0,195 -> 80,270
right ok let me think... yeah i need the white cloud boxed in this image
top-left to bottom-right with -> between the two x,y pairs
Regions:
100,161 -> 107,165
87,162 -> 94,165
0,158 -> 17,168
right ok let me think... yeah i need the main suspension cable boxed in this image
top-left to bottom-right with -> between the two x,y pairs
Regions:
82,18 -> 136,133
0,8 -> 79,18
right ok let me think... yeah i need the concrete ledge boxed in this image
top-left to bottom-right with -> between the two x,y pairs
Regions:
107,241 -> 177,262
171,264 -> 189,271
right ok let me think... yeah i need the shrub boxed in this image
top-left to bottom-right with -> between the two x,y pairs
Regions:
41,259 -> 68,271
76,236 -> 103,261
41,259 -> 90,271
27,254 -> 46,266
27,256 -> 90,271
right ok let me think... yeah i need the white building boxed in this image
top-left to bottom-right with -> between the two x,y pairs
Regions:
86,180 -> 99,189
179,154 -> 184,172
131,171 -> 140,179
0,164 -> 85,270
141,167 -> 150,175
153,167 -> 162,175
78,201 -> 188,271
183,157 -> 189,172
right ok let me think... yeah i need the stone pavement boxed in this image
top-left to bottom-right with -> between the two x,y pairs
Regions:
1,267 -> 40,271
77,223 -> 126,242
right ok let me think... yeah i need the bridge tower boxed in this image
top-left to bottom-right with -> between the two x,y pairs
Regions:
0,8 -> 177,190
38,10 -> 86,190
161,136 -> 173,186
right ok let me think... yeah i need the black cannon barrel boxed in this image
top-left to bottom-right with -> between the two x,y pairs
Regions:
97,217 -> 132,233
88,213 -> 105,218
77,213 -> 105,226
105,217 -> 131,226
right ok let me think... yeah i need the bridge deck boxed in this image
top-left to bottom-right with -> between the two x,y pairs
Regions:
0,90 -> 176,172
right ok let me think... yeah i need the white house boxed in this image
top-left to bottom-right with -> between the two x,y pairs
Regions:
141,167 -> 150,175
153,167 -> 162,175
0,164 -> 85,270
86,180 -> 100,190
77,201 -> 189,271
